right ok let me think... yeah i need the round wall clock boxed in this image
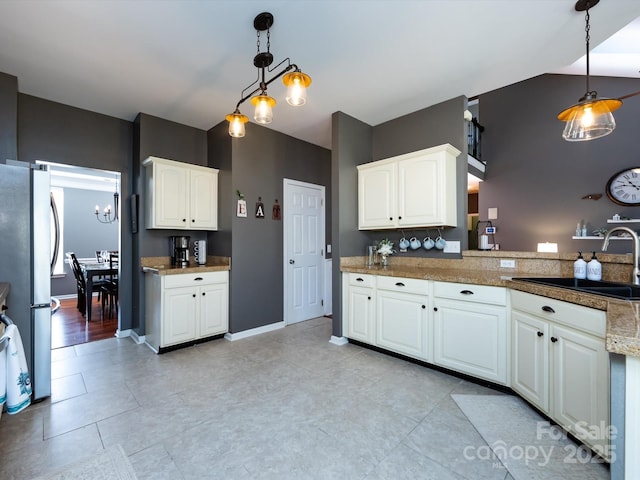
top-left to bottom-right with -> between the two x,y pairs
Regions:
606,167 -> 640,206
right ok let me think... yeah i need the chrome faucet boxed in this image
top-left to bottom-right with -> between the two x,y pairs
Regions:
602,226 -> 640,285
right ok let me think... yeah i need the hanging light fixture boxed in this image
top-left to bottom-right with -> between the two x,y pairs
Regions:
225,12 -> 312,138
95,177 -> 119,224
557,0 -> 622,141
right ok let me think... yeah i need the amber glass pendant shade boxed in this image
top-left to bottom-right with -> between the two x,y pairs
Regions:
558,96 -> 622,141
251,94 -> 276,124
225,110 -> 249,138
283,71 -> 312,106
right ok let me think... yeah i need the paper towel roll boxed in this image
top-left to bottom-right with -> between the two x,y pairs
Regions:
480,234 -> 489,250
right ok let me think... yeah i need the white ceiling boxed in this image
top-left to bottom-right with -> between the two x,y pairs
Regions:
1,1 -> 639,150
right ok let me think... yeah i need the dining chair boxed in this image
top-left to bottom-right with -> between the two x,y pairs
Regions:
101,252 -> 119,318
70,253 -> 108,318
66,252 -> 84,313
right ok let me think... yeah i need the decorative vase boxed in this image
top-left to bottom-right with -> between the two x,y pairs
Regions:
381,254 -> 389,267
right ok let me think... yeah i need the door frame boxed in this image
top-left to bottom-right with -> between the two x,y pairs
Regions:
283,178 -> 326,325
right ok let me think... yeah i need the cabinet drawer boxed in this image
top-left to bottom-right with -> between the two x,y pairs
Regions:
511,290 -> 605,337
347,273 -> 375,288
434,281 -> 506,306
163,271 -> 228,289
376,275 -> 429,295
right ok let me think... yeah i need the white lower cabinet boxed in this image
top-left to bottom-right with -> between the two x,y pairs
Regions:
146,270 -> 229,352
342,273 -> 429,360
433,282 -> 509,385
343,273 -> 375,343
376,276 -> 430,361
511,290 -> 610,458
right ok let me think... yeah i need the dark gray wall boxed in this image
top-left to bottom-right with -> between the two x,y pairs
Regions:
17,94 -> 134,330
370,96 -> 468,252
479,74 -> 640,255
133,113 -> 208,333
208,121 -> 331,333
331,97 -> 468,337
331,112 -> 374,337
52,188 -> 119,296
0,72 -> 17,161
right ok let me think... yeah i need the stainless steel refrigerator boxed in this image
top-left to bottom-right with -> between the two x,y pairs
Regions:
0,162 -> 52,400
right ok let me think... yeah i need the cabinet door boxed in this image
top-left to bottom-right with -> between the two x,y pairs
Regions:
551,323 -> 609,451
347,286 -> 375,343
376,290 -> 428,360
358,162 -> 396,229
199,282 -> 228,337
163,287 -> 197,346
398,150 -> 456,227
189,167 -> 218,230
433,298 -> 508,384
153,162 -> 189,228
512,309 -> 549,412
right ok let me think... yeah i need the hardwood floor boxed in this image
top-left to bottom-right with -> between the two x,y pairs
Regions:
51,295 -> 117,349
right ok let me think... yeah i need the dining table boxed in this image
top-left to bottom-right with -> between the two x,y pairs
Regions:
79,261 -> 117,322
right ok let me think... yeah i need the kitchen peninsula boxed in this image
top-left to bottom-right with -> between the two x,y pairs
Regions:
341,250 -> 640,474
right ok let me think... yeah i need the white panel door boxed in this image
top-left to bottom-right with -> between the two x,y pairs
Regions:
284,179 -> 325,324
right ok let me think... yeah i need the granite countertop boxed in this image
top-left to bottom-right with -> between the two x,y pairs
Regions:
0,282 -> 9,305
341,257 -> 640,358
141,256 -> 230,275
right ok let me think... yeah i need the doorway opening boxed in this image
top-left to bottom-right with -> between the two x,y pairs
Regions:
41,162 -> 121,349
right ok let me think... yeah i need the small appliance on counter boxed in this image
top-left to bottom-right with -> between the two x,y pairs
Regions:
169,235 -> 190,267
193,240 -> 207,265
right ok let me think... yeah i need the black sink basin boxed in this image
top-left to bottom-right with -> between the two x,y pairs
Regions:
514,277 -> 640,300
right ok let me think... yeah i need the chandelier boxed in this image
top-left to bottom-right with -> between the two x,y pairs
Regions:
95,184 -> 119,224
225,12 -> 312,138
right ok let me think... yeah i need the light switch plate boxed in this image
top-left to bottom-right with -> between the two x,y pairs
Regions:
488,207 -> 498,220
443,241 -> 460,253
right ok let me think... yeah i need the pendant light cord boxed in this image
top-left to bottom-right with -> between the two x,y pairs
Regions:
584,8 -> 591,95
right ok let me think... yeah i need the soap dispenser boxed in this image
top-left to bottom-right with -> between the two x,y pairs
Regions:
574,251 -> 587,279
587,251 -> 602,281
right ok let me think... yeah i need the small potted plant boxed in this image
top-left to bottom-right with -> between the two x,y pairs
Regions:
377,239 -> 395,267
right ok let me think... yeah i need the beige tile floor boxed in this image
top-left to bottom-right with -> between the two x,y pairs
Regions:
0,317 -> 607,479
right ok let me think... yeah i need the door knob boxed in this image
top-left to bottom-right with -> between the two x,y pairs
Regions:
289,259 -> 295,264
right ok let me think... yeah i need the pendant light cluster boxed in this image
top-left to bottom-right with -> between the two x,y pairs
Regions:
226,12 -> 312,138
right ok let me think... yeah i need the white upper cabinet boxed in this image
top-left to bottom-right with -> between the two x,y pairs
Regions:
143,156 -> 219,230
358,143 -> 460,229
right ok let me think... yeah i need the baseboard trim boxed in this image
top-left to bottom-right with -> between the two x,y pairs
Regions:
329,335 -> 348,346
224,321 -> 285,341
124,329 -> 145,345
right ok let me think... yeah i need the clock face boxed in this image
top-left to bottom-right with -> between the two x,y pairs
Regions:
606,167 -> 640,206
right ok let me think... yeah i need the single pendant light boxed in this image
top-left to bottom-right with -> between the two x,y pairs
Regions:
557,0 -> 622,142
225,109 -> 249,137
251,93 -> 276,124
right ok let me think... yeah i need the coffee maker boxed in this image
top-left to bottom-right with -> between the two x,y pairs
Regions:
169,235 -> 190,267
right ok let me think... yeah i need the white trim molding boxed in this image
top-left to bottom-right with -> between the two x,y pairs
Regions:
626,355 -> 640,478
329,336 -> 348,346
224,321 -> 285,341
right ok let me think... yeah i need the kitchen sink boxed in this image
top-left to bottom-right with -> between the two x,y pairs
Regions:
513,277 -> 640,300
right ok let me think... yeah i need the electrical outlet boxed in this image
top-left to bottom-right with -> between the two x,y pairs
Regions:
500,259 -> 516,268
443,241 -> 460,253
